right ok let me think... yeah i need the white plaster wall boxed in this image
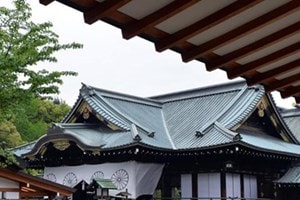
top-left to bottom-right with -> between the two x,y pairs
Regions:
44,161 -> 164,199
6,192 -> 19,199
0,177 -> 19,188
0,178 -> 19,200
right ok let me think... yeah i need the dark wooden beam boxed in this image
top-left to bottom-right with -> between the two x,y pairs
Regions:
265,73 -> 300,92
281,86 -> 300,99
182,1 -> 300,62
39,0 -> 54,5
155,0 -> 261,52
295,96 -> 300,104
0,188 -> 20,192
227,42 -> 300,79
206,22 -> 300,71
122,0 -> 199,39
247,59 -> 300,86
84,0 -> 131,25
0,168 -> 75,196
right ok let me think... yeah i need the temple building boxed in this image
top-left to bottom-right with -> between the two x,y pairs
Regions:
0,164 -> 74,199
14,81 -> 300,200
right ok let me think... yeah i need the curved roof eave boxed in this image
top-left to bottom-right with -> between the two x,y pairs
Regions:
22,132 -> 105,157
238,132 -> 300,158
266,92 -> 299,144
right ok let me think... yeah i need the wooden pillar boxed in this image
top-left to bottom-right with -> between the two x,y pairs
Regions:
240,174 -> 244,198
192,173 -> 198,199
221,171 -> 226,198
161,174 -> 172,200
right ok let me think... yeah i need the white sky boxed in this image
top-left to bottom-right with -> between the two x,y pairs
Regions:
12,1 -> 299,108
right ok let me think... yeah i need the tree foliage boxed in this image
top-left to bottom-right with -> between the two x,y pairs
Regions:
0,145 -> 19,168
0,121 -> 23,148
13,98 -> 70,142
0,0 -> 82,119
0,0 -> 81,152
0,97 -> 70,147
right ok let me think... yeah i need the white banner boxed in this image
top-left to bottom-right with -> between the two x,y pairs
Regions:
44,161 -> 164,199
243,174 -> 257,199
181,174 -> 192,198
226,173 -> 241,199
198,173 -> 221,199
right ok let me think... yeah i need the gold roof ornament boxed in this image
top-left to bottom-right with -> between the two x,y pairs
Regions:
53,140 -> 70,151
258,102 -> 265,118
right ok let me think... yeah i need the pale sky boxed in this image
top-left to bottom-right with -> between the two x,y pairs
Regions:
14,1 -> 299,108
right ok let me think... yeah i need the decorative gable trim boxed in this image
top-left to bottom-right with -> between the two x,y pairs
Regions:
195,85 -> 264,137
80,84 -> 155,139
197,85 -> 248,135
131,124 -> 141,142
265,93 -> 299,144
213,121 -> 240,141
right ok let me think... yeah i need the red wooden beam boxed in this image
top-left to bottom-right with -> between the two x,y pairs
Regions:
265,73 -> 300,92
84,0 -> 131,25
247,59 -> 300,86
206,22 -> 300,71
39,0 -> 54,5
295,96 -> 300,104
122,0 -> 199,39
155,0 -> 261,52
227,42 -> 300,79
182,1 -> 300,62
0,168 -> 75,196
281,86 -> 300,99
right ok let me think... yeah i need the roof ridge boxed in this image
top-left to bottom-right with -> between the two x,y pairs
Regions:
223,85 -> 265,129
83,83 -> 162,107
61,92 -> 83,123
213,121 -> 240,140
160,109 -> 177,150
54,123 -> 100,128
198,85 -> 248,134
82,92 -> 131,130
81,86 -> 156,137
150,80 -> 247,102
266,93 -> 300,144
280,108 -> 300,117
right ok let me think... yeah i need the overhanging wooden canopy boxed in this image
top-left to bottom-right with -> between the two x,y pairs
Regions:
40,0 -> 300,103
0,167 -> 75,198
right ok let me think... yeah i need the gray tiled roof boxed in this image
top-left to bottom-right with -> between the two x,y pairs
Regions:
160,84 -> 264,149
239,130 -> 300,156
280,108 -> 300,142
275,165 -> 300,184
15,81 -> 300,157
60,124 -> 134,149
12,141 -> 37,157
102,96 -> 174,149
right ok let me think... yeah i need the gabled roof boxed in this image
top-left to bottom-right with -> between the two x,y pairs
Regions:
40,0 -> 300,103
0,167 -> 75,197
19,81 -> 300,158
93,179 -> 117,189
280,107 -> 300,142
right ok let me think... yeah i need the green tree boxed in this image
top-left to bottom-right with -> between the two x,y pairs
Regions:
13,98 -> 70,142
0,121 -> 23,148
0,0 -> 82,121
0,0 -> 81,168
